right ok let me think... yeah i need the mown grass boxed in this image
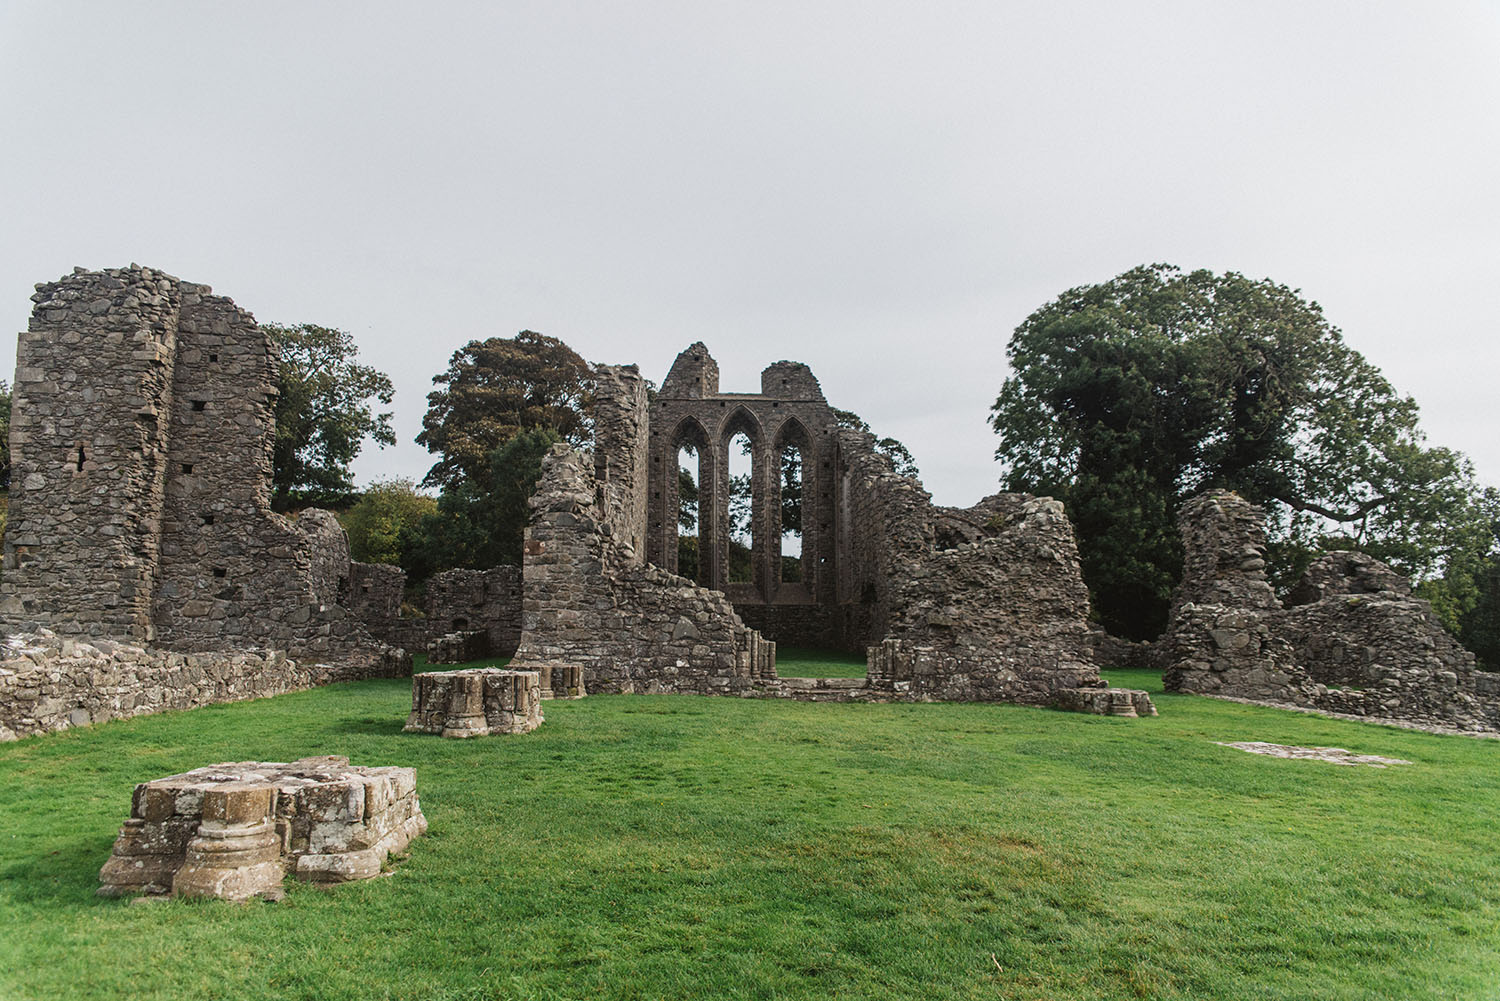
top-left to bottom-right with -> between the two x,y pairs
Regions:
774,646 -> 868,678
1,662 -> 1498,1000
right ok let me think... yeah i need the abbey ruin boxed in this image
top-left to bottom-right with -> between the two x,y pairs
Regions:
5,265 -> 1498,738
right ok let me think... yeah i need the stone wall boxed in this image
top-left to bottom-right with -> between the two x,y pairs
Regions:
347,562 -> 407,643
647,344 -> 842,646
876,494 -> 1108,705
1160,490 -> 1500,731
0,266 -> 409,737
426,566 -> 523,657
0,631 -> 406,741
514,354 -> 1149,716
510,362 -> 776,696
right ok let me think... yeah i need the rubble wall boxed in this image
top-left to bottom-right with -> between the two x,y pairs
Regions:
347,562 -> 407,643
510,363 -> 775,695
873,493 -> 1106,705
426,566 -> 523,657
0,632 -> 405,741
1161,490 -> 1500,731
2,266 -> 181,640
0,266 -> 408,732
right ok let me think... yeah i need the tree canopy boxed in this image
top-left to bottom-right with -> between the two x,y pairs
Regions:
991,264 -> 1484,640
404,428 -> 560,581
416,331 -> 592,489
266,324 -> 395,511
339,478 -> 438,566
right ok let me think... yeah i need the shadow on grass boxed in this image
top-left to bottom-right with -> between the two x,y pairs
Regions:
0,836 -> 116,908
321,717 -> 413,738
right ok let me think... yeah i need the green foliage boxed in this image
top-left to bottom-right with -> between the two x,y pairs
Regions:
4,673 -> 1500,999
417,331 -> 592,490
404,428 -> 559,582
992,264 -> 1485,640
677,447 -> 699,532
265,324 -> 395,511
676,534 -> 699,580
338,478 -> 438,566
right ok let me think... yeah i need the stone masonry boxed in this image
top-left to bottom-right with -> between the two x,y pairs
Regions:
509,364 -> 777,696
425,566 -> 523,658
515,348 -> 1153,715
405,668 -> 543,737
0,630 -> 403,742
98,756 -> 426,900
0,266 -> 408,739
1160,490 -> 1500,731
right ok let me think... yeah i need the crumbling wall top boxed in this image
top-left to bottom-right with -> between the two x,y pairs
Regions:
1171,490 -> 1280,611
759,361 -> 826,401
1285,550 -> 1412,606
659,342 -> 719,399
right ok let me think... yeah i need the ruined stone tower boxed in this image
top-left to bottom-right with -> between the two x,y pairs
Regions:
2,265 -> 381,659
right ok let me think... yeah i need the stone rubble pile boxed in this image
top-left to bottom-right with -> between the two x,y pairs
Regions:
1161,490 -> 1500,732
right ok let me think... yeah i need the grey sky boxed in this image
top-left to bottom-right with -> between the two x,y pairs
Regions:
2,1 -> 1496,506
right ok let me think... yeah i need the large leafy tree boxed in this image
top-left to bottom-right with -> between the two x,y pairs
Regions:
417,331 -> 592,489
992,264 -> 1481,640
404,428 -> 560,582
266,324 -> 395,511
339,478 -> 438,566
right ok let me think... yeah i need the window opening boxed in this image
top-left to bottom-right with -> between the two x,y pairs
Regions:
727,432 -> 754,583
676,443 -> 701,583
779,442 -> 804,582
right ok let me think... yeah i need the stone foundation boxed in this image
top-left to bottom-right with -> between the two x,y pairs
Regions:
97,756 -> 425,900
404,669 -> 543,737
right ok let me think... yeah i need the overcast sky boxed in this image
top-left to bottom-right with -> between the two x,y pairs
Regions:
2,2 -> 1496,506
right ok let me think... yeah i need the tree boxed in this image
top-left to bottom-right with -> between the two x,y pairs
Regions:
339,478 -> 438,566
265,324 -> 395,511
417,331 -> 592,489
991,264 -> 1482,640
405,428 -> 560,579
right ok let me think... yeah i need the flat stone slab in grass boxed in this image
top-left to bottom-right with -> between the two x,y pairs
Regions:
98,756 -> 426,901
405,668 -> 543,737
1216,741 -> 1413,768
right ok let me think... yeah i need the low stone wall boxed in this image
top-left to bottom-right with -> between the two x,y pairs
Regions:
405,669 -> 543,738
98,756 -> 425,900
427,566 -> 523,658
0,631 -> 409,741
426,630 -> 491,665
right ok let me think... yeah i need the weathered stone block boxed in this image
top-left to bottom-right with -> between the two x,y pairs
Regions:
404,669 -> 543,737
97,757 -> 425,901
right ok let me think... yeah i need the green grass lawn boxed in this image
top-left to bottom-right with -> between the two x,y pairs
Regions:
2,663 -> 1498,1000
774,646 -> 869,678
